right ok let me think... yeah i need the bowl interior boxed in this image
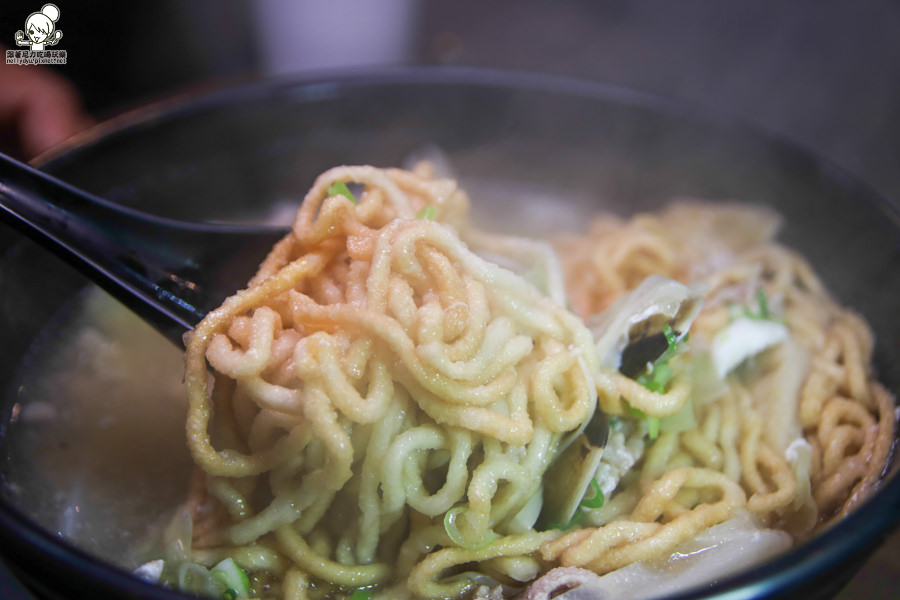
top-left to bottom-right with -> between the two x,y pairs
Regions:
1,68 -> 899,599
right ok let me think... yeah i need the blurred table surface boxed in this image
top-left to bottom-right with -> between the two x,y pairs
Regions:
835,528 -> 900,599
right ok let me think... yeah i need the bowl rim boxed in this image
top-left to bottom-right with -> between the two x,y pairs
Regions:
2,65 -> 899,600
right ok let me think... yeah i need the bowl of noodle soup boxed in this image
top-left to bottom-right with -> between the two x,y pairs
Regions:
0,68 -> 898,600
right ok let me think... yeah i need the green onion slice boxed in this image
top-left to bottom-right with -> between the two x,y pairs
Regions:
662,323 -> 677,348
443,505 -> 498,550
742,287 -> 774,321
327,181 -> 356,204
624,401 -> 661,441
580,479 -> 606,509
626,402 -> 647,419
416,205 -> 436,220
756,288 -> 770,319
211,558 -> 250,599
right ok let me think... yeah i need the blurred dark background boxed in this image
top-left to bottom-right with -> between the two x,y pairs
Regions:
3,0 -> 900,206
1,0 -> 898,598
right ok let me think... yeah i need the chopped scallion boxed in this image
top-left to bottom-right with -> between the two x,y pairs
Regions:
211,558 -> 250,599
624,401 -> 660,441
580,479 -> 605,509
662,323 -> 677,348
327,181 -> 356,204
635,323 -> 687,396
443,505 -> 497,550
742,287 -> 773,321
756,287 -> 770,319
637,362 -> 673,394
626,402 -> 647,419
416,205 -> 436,220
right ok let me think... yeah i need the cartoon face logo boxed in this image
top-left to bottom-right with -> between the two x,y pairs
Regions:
15,4 -> 63,51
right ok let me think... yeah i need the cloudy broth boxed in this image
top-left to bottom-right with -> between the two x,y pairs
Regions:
3,288 -> 192,568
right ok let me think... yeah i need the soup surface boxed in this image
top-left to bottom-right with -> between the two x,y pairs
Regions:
4,290 -> 192,566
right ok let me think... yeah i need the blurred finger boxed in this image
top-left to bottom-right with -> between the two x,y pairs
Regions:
0,59 -> 92,159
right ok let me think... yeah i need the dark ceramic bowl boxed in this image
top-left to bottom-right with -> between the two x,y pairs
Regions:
0,68 -> 898,600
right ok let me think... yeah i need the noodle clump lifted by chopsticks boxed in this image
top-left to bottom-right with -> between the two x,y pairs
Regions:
178,164 -> 894,600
